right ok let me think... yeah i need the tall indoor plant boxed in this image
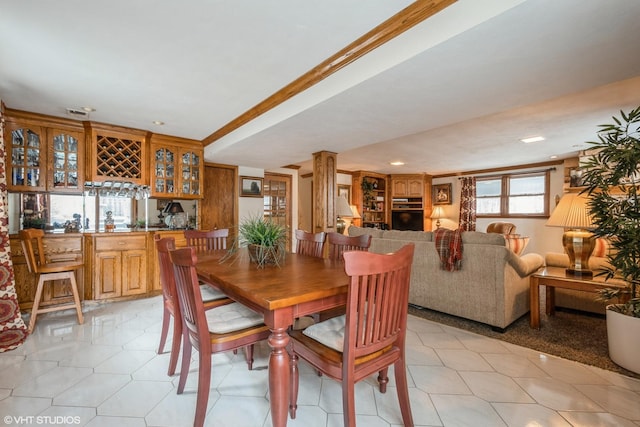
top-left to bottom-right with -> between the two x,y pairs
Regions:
580,105 -> 640,373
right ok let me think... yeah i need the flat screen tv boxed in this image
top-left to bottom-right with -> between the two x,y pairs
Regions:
392,211 -> 423,231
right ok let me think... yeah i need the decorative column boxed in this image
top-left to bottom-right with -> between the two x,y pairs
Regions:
312,151 -> 337,233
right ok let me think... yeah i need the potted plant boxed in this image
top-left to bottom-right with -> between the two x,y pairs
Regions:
580,105 -> 640,374
361,178 -> 376,209
223,214 -> 287,268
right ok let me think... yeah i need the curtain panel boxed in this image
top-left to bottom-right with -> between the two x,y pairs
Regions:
0,105 -> 29,352
458,177 -> 477,232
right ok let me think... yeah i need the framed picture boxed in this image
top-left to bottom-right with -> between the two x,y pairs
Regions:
337,184 -> 351,203
240,176 -> 264,197
433,183 -> 452,205
156,199 -> 169,211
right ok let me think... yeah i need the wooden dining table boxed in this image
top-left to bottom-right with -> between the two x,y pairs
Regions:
195,249 -> 349,427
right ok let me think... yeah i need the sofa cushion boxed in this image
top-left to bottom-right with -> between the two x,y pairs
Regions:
504,235 -> 530,255
348,226 -> 383,239
382,230 -> 433,242
461,231 -> 505,246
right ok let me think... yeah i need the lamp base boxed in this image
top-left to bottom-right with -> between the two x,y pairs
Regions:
565,268 -> 593,278
562,229 -> 595,279
336,217 -> 346,235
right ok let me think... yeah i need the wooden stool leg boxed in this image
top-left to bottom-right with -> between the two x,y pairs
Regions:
67,272 -> 84,325
29,275 -> 46,332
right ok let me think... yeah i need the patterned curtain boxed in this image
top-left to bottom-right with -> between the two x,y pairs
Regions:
0,106 -> 29,352
458,177 -> 477,231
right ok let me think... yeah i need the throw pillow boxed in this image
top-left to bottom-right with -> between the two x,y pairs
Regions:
504,235 -> 530,255
592,238 -> 610,258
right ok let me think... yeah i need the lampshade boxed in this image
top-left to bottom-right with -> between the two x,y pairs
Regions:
349,205 -> 361,219
430,206 -> 445,228
336,196 -> 353,235
546,193 -> 595,277
546,193 -> 594,229
163,202 -> 184,214
336,196 -> 353,218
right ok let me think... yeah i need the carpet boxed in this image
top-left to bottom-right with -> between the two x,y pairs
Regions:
408,304 -> 640,379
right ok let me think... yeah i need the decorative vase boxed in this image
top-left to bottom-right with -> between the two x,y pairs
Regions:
105,211 -> 115,232
247,244 -> 284,267
606,305 -> 640,374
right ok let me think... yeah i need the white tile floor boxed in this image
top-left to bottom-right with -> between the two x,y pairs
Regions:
1,296 -> 640,427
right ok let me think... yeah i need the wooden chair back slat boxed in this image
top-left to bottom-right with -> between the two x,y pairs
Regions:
294,229 -> 326,258
343,244 -> 414,359
184,229 -> 229,252
327,232 -> 371,261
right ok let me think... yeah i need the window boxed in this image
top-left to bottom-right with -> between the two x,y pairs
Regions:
49,193 -> 133,231
476,170 -> 549,217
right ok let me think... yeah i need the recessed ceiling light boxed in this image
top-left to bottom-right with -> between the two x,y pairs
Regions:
82,106 -> 96,112
390,161 -> 405,166
520,136 -> 546,143
550,155 -> 558,159
152,120 -> 165,125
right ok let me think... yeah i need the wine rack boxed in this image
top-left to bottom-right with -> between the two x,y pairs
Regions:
95,135 -> 142,180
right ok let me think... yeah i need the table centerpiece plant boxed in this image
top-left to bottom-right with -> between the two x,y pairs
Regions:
222,214 -> 287,268
580,105 -> 640,374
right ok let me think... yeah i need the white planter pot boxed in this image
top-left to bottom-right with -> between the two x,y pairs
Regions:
606,305 -> 640,374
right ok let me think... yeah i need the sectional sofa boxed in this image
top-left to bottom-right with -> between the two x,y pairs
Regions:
348,226 -> 545,330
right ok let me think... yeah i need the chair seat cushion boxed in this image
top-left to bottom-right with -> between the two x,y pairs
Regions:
205,302 -> 264,334
199,284 -> 226,302
302,314 -> 346,352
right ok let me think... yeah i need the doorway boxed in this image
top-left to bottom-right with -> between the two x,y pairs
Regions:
263,173 -> 292,252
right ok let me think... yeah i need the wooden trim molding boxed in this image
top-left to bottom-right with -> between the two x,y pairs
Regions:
203,0 -> 457,146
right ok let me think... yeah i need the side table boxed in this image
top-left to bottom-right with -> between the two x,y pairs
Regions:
529,267 -> 627,329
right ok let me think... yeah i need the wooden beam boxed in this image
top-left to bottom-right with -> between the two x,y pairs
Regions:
203,0 -> 457,146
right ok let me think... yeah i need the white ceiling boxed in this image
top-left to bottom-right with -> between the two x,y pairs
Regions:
2,0 -> 640,176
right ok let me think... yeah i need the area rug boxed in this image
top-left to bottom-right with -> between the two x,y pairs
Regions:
408,304 -> 640,379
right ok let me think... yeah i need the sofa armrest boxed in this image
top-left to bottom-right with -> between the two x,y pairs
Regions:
507,252 -> 545,277
545,252 -> 569,268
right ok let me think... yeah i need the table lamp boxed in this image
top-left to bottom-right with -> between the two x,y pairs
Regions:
430,206 -> 445,229
163,201 -> 184,230
545,193 -> 595,277
336,196 -> 354,234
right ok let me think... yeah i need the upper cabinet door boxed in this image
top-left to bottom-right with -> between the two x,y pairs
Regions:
149,137 -> 203,199
6,122 -> 47,191
48,128 -> 84,193
179,149 -> 202,199
150,144 -> 178,197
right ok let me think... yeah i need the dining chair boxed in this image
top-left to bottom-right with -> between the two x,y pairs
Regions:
154,235 -> 231,376
184,228 -> 229,252
294,229 -> 326,258
168,246 -> 271,427
19,228 -> 84,332
288,243 -> 416,427
327,232 -> 372,261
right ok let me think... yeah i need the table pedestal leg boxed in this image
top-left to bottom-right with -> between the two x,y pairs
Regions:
268,327 -> 290,427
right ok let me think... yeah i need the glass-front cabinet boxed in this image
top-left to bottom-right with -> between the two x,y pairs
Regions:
6,122 -> 46,191
180,150 -> 201,197
150,136 -> 203,199
153,146 -> 177,195
49,128 -> 84,193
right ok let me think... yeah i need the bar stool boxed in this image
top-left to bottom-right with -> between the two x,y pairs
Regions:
19,229 -> 84,332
